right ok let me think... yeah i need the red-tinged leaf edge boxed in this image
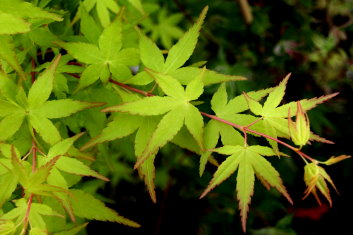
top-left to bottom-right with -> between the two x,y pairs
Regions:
309,133 -> 335,145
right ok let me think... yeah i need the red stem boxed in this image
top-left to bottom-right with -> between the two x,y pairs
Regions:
109,79 -> 154,96
22,193 -> 34,233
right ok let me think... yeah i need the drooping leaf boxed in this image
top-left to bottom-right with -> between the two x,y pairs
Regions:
201,145 -> 292,232
135,105 -> 186,168
236,154 -> 254,232
70,189 -> 140,227
81,113 -> 142,150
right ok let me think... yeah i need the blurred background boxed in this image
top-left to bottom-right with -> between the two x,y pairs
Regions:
81,0 -> 353,234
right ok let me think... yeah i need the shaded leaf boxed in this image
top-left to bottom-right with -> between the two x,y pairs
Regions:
70,189 -> 140,227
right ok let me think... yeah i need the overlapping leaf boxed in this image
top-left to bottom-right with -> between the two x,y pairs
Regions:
199,83 -> 271,175
58,14 -> 139,90
104,69 -> 206,169
243,74 -> 338,152
0,0 -> 62,35
200,145 -> 292,232
0,55 -> 103,144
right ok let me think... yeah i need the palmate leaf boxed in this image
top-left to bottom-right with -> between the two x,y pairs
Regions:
141,8 -> 184,49
199,83 -> 270,175
105,70 -> 206,169
59,15 -> 139,89
70,189 -> 140,227
243,74 -> 339,150
200,145 -> 292,232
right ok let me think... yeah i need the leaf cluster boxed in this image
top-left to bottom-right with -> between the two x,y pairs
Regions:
0,0 -> 350,234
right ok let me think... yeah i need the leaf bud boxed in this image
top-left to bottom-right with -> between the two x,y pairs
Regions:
288,102 -> 311,148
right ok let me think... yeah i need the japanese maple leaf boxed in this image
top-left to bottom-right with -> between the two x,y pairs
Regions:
103,68 -> 206,169
243,74 -> 338,152
57,15 -> 139,90
200,145 -> 293,232
0,55 -> 103,144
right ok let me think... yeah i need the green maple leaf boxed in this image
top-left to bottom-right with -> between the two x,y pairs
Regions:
44,133 -> 108,182
104,68 -> 206,169
58,14 -> 139,90
69,189 -> 140,227
82,0 -> 120,28
199,83 -> 271,175
35,54 -> 84,98
0,198 -> 62,232
0,0 -> 62,35
127,6 -> 245,87
141,8 -> 184,49
243,74 -> 338,152
200,145 -> 292,232
0,35 -> 26,81
0,55 -> 103,144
